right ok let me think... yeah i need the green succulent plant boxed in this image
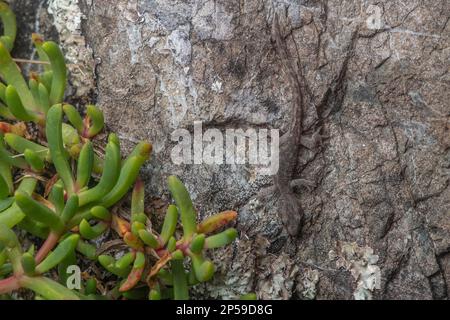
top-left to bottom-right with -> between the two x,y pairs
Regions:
0,2 -> 244,300
97,176 -> 239,300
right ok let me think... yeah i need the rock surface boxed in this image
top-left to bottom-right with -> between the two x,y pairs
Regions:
13,0 -> 450,299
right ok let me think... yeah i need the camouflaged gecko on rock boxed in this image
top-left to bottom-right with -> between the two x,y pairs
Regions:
264,12 -> 357,237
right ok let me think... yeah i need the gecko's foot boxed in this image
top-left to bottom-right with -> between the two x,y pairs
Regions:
254,185 -> 304,237
290,178 -> 316,192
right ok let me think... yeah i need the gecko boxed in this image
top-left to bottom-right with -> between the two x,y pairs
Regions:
266,14 -> 358,237
269,14 -> 308,237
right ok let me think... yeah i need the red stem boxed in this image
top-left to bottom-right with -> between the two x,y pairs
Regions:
82,117 -> 90,138
35,232 -> 60,264
0,276 -> 20,294
155,248 -> 168,257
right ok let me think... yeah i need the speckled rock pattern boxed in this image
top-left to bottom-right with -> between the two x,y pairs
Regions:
15,0 -> 450,299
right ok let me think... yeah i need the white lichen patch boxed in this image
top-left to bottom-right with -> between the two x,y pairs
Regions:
298,268 -> 320,300
166,26 -> 192,67
193,236 -> 269,299
47,0 -> 96,98
211,79 -> 223,93
192,1 -> 234,41
257,253 -> 299,300
329,241 -> 381,300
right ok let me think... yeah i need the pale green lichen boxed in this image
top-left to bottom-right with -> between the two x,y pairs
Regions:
329,241 -> 381,300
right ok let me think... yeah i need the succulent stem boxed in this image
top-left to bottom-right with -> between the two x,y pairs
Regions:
46,104 -> 75,195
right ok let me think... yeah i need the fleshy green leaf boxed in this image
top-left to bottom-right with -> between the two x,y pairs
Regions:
171,259 -> 188,300
138,229 -> 159,249
101,142 -> 152,208
35,234 -> 79,274
160,204 -> 178,246
190,234 -> 205,254
19,275 -> 80,300
79,219 -> 108,240
46,104 -> 75,195
77,134 -> 121,206
15,190 -> 64,232
63,104 -> 84,133
167,175 -> 197,239
205,228 -> 238,249
90,206 -> 111,221
41,41 -> 66,105
21,252 -> 36,275
76,141 -> 94,189
85,104 -> 104,138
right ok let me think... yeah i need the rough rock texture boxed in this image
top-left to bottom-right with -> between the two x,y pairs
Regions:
15,0 -> 450,299
9,0 -> 57,70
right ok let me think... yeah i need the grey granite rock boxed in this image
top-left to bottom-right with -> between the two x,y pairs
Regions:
13,0 -> 450,299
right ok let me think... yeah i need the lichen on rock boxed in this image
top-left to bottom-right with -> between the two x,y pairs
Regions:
329,242 -> 381,300
47,0 -> 95,99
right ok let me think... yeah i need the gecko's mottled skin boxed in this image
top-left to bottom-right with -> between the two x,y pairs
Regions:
271,14 -> 305,236
269,14 -> 358,237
